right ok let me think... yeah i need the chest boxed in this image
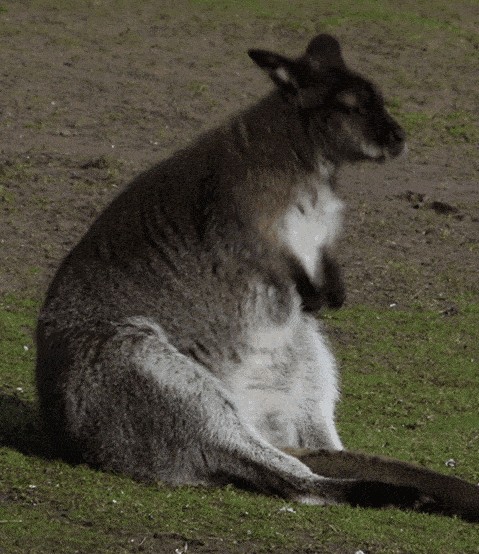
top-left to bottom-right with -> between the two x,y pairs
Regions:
277,179 -> 344,281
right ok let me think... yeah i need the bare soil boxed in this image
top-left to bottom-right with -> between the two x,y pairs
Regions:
1,3 -> 478,311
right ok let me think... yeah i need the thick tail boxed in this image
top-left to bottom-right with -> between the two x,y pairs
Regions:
284,448 -> 479,523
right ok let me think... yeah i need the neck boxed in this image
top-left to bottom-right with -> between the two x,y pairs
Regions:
232,92 -> 325,176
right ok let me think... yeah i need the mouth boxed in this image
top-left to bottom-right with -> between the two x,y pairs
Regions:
387,141 -> 408,159
359,142 -> 384,160
361,141 -> 408,162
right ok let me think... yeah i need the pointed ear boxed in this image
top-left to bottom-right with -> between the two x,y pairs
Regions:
248,49 -> 300,92
304,34 -> 345,69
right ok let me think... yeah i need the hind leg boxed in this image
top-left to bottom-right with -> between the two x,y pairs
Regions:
45,317 -> 450,514
60,317 -> 335,497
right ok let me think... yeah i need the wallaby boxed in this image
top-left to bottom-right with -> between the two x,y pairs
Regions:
36,34 -> 479,522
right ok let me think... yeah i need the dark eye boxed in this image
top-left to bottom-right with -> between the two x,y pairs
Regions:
336,92 -> 366,115
337,102 -> 365,116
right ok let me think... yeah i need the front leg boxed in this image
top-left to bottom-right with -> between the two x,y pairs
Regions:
321,251 -> 346,309
292,251 -> 345,312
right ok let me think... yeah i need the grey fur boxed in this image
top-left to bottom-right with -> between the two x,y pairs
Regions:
36,35 -> 478,519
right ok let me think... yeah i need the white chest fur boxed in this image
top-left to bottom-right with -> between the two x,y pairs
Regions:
278,173 -> 344,282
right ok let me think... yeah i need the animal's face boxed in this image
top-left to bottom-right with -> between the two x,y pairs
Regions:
302,69 -> 406,163
249,34 -> 406,164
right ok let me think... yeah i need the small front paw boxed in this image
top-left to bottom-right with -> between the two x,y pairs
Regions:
301,293 -> 325,312
324,285 -> 346,309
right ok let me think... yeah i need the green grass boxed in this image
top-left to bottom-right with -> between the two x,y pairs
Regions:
325,302 -> 479,480
1,296 -> 478,553
0,296 -> 38,393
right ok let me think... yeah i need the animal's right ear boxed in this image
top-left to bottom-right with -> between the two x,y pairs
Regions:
248,49 -> 301,94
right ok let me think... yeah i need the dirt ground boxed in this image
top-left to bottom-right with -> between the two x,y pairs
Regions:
1,1 -> 478,314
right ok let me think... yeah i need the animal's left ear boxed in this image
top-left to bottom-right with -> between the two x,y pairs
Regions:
248,49 -> 302,94
304,34 -> 346,69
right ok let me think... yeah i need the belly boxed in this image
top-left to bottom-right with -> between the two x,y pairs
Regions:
228,351 -> 305,446
224,310 -> 326,448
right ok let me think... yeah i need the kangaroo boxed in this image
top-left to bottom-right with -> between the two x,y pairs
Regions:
36,34 -> 479,522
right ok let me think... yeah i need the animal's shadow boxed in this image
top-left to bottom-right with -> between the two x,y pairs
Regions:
0,391 -> 55,459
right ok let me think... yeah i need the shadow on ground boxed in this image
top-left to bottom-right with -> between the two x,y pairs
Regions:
0,392 -> 54,459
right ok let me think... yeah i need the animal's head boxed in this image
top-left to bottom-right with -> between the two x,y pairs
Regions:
248,34 -> 406,164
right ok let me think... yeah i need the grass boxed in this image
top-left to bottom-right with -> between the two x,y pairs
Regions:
326,302 -> 479,479
1,296 -> 478,553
